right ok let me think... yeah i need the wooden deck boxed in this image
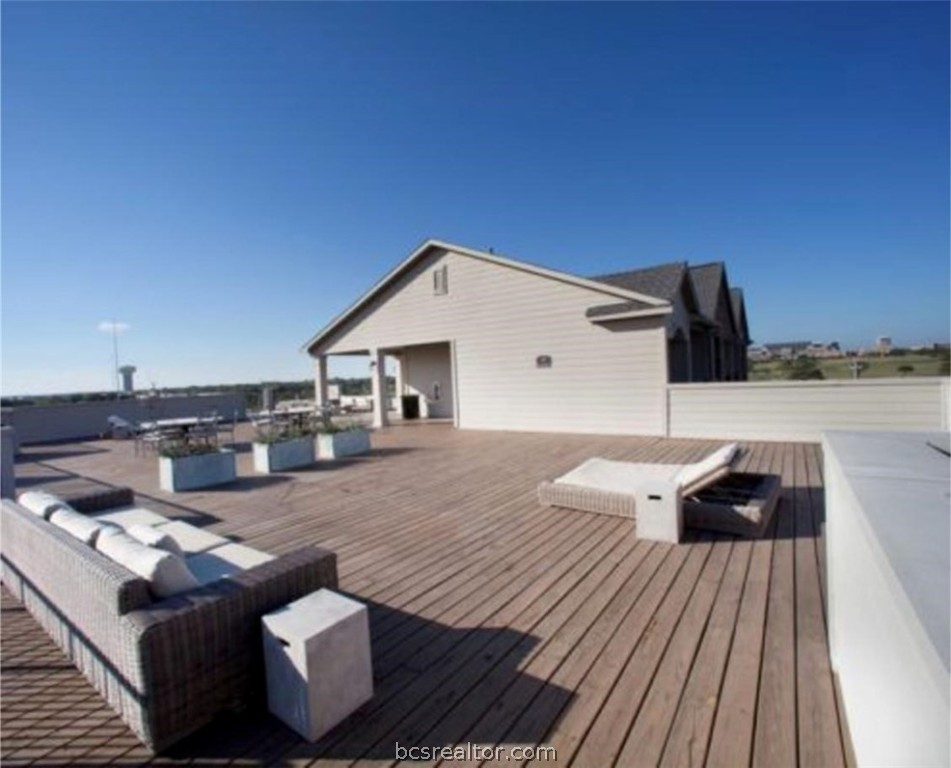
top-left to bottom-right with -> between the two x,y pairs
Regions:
1,424 -> 853,767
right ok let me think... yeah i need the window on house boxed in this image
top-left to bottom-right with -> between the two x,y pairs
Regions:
433,265 -> 448,295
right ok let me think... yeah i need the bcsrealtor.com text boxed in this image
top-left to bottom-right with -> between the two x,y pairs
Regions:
395,742 -> 557,761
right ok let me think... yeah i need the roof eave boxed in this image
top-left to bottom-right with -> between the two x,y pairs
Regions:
303,239 -> 669,355
588,305 -> 673,323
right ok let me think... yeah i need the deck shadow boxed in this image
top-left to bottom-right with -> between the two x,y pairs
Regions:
162,599 -> 573,764
16,443 -> 112,462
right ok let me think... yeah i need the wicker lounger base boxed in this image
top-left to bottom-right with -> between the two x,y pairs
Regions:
537,481 -> 637,520
683,472 -> 781,539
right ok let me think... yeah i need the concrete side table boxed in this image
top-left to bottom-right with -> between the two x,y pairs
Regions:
262,589 -> 373,742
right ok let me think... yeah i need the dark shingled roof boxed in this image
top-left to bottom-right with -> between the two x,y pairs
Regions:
730,287 -> 749,341
687,263 -> 725,320
590,262 -> 688,302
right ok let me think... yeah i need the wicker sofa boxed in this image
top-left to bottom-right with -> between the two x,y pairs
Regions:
0,487 -> 337,752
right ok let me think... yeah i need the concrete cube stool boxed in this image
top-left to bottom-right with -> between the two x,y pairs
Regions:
262,589 -> 373,742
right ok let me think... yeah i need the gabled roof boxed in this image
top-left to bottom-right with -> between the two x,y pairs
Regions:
590,261 -> 708,321
591,262 -> 688,302
687,263 -> 724,320
730,287 -> 750,342
303,239 -> 670,354
688,262 -> 738,336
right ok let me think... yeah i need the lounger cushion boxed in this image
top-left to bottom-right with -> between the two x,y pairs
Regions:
674,443 -> 739,491
554,458 -> 682,495
127,523 -> 185,558
49,507 -> 106,546
96,531 -> 200,598
17,491 -> 70,520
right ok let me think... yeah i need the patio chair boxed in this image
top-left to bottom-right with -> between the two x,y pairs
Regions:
107,415 -> 140,440
538,443 -> 780,543
218,409 -> 239,447
190,415 -> 220,448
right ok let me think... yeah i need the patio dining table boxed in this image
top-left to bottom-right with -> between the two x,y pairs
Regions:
140,416 -> 220,433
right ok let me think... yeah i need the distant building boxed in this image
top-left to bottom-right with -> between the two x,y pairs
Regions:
876,336 -> 893,355
753,341 -> 842,360
118,365 -> 137,394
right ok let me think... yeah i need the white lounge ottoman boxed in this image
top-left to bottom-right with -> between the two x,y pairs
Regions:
262,589 -> 373,742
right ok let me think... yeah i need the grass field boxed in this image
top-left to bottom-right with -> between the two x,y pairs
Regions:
750,352 -> 949,381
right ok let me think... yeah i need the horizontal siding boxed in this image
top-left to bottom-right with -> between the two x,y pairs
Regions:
321,249 -> 667,436
668,379 -> 949,442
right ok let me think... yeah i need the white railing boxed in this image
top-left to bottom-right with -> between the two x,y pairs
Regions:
667,377 -> 949,442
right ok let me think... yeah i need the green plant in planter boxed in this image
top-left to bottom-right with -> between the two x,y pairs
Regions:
159,442 -> 221,459
254,421 -> 316,444
314,420 -> 365,435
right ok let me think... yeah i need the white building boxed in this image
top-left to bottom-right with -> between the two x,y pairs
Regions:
303,239 -> 749,435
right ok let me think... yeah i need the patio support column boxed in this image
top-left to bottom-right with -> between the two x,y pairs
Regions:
314,355 -> 329,410
393,354 -> 404,399
370,349 -> 388,428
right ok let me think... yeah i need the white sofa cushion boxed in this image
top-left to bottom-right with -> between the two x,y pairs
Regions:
127,524 -> 185,558
674,443 -> 739,491
187,543 -> 275,586
49,507 -> 106,546
90,506 -> 170,529
96,531 -> 199,598
153,520 -> 229,555
17,491 -> 70,520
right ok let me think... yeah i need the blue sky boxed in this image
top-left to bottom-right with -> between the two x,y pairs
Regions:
3,2 -> 948,395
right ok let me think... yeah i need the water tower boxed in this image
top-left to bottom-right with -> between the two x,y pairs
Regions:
118,365 -> 137,394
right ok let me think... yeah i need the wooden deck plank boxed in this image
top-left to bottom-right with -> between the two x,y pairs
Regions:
752,441 -> 799,767
793,442 -> 846,768
1,426 -> 851,768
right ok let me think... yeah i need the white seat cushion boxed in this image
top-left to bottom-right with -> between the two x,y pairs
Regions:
48,508 -> 105,546
187,543 -> 276,586
96,531 -> 199,598
90,506 -> 170,529
127,523 -> 185,558
673,443 -> 739,490
17,491 -> 70,519
153,520 -> 229,555
554,458 -> 683,495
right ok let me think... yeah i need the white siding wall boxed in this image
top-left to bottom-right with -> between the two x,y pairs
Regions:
668,378 -> 949,442
320,249 -> 668,435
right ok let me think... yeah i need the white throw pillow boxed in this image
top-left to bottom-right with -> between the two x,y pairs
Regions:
96,531 -> 200,598
97,522 -> 124,540
17,491 -> 69,519
48,507 -> 105,546
127,523 -> 185,558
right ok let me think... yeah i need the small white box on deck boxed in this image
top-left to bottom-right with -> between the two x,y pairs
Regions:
262,588 -> 374,742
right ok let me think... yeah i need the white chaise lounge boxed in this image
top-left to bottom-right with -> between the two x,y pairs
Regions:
538,443 -> 780,543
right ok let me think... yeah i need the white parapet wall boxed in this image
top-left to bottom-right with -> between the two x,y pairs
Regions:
667,378 -> 949,442
0,393 -> 246,445
823,431 -> 949,768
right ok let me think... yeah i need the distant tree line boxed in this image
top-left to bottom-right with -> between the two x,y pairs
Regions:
1,377 -> 393,411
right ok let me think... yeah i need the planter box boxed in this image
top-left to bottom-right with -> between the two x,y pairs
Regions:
253,438 -> 315,473
317,429 -> 371,460
159,449 -> 237,492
